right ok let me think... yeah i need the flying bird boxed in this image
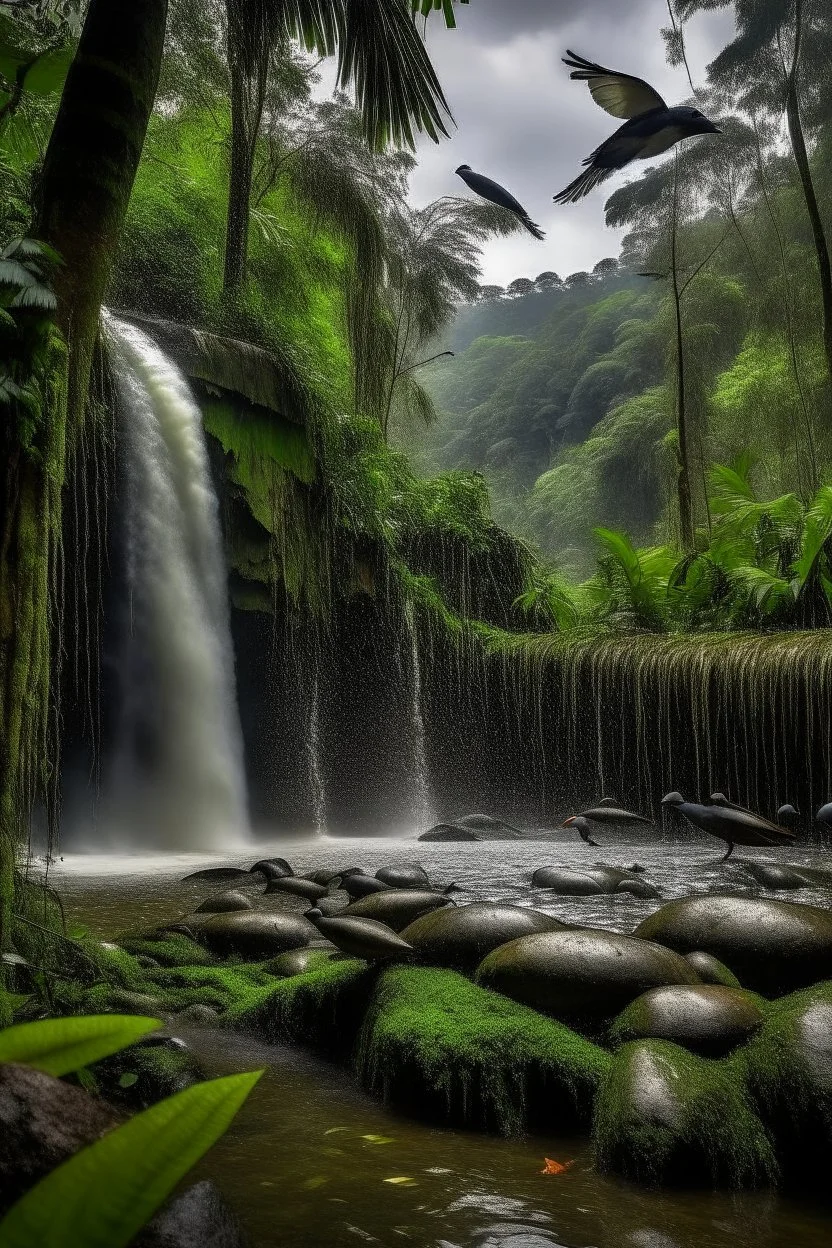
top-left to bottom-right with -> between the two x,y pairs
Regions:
455,165 -> 545,240
554,51 -> 721,204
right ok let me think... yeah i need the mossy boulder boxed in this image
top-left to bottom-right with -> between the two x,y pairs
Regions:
344,889 -> 454,931
225,959 -> 373,1059
476,930 -> 699,1025
358,966 -> 609,1134
263,946 -> 337,977
117,933 -> 216,968
594,1039 -> 776,1188
634,896 -> 832,996
610,985 -> 765,1056
169,911 -> 317,959
741,981 -> 832,1189
402,903 -> 566,974
683,951 -> 741,988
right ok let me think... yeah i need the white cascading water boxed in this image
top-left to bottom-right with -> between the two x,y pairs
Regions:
102,315 -> 248,850
308,675 -> 327,833
405,603 -> 436,831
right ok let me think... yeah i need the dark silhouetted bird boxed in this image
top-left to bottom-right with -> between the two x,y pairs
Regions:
661,792 -> 796,861
554,51 -> 721,204
455,165 -> 545,239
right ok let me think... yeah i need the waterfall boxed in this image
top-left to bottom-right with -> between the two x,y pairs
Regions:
102,316 -> 248,850
406,603 -> 436,832
308,675 -> 327,834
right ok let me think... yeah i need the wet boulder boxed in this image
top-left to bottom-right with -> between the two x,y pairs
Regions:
743,982 -> 832,1186
532,864 -> 659,899
593,1039 -> 775,1187
344,889 -> 454,932
683,951 -> 741,988
136,1180 -> 246,1248
264,876 -> 328,902
339,873 -> 390,899
454,813 -> 524,839
610,984 -> 765,1056
249,858 -> 293,880
634,896 -> 832,996
476,930 -> 699,1024
174,1004 -> 221,1027
419,824 -> 480,842
173,911 -> 316,959
401,903 -> 566,974
180,868 -> 249,883
376,863 -> 431,890
739,860 -> 832,891
194,890 -> 252,915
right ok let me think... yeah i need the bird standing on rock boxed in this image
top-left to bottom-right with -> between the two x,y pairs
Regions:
455,165 -> 545,239
554,50 -> 721,204
662,792 -> 796,861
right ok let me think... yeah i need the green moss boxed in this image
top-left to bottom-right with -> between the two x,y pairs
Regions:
93,1041 -> 202,1109
740,980 -> 832,1188
225,958 -> 371,1056
594,1039 -> 776,1189
357,967 -> 610,1135
116,933 -> 216,968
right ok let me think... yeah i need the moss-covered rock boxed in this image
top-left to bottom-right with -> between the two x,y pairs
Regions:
634,896 -> 832,996
610,985 -> 765,1056
683,951 -> 741,988
93,1038 -> 204,1109
475,929 -> 698,1026
357,966 -> 609,1134
741,981 -> 832,1189
262,946 -> 337,977
168,911 -> 317,959
225,959 -> 372,1058
116,933 -> 217,968
594,1039 -> 776,1188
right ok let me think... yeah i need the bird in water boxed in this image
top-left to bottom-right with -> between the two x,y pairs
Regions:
305,908 -> 414,962
455,165 -> 545,239
562,815 -> 600,847
662,792 -> 797,861
554,50 -> 721,204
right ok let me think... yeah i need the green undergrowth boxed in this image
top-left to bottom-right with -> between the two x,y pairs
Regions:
116,933 -> 216,968
224,959 -> 372,1057
356,967 -> 609,1135
594,1038 -> 776,1189
738,980 -> 832,1188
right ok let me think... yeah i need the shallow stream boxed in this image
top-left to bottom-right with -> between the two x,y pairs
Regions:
52,833 -> 832,1248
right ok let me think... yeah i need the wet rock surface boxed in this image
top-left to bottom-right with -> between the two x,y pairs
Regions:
195,891 -> 253,914
344,888 -> 454,931
173,911 -> 317,959
136,1180 -> 247,1248
475,929 -> 699,1023
682,950 -> 741,988
532,864 -> 659,898
610,984 -> 764,1055
635,895 -> 832,995
402,902 -> 567,973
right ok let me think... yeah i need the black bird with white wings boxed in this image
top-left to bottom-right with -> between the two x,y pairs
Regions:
554,51 -> 721,204
455,165 -> 545,240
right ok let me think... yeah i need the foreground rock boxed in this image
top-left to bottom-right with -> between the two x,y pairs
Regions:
683,950 -> 741,988
594,1039 -> 775,1187
194,891 -> 252,914
743,982 -> 832,1187
263,946 -> 337,977
136,1180 -> 245,1248
358,966 -> 609,1133
376,863 -> 431,889
169,910 -> 316,959
635,896 -> 832,995
344,889 -> 454,931
0,1063 -> 121,1215
532,864 -> 659,898
402,903 -> 566,974
476,930 -> 699,1024
610,984 -> 764,1055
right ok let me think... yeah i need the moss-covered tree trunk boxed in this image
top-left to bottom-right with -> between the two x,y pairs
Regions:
0,0 -> 167,969
223,4 -> 268,293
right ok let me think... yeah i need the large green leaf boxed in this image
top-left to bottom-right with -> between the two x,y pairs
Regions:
0,1070 -> 262,1248
0,1014 -> 161,1076
21,44 -> 74,96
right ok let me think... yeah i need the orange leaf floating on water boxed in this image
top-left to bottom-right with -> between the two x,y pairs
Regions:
540,1157 -> 574,1175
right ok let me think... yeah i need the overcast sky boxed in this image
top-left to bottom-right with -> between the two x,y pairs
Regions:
407,0 -> 735,286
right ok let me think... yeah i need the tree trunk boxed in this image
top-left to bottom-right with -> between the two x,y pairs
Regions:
785,1 -> 832,394
35,0 -> 168,421
0,0 -> 166,968
671,157 -> 695,553
223,7 -> 269,292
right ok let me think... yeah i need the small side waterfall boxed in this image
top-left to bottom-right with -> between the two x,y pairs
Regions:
405,603 -> 436,832
102,316 -> 248,849
308,675 -> 327,834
